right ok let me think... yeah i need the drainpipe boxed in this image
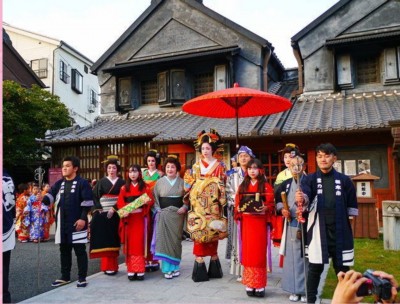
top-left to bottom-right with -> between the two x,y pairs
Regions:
52,44 -> 61,95
291,40 -> 304,94
229,55 -> 235,87
262,46 -> 272,91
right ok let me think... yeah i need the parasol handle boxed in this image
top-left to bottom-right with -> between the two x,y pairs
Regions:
235,103 -> 239,151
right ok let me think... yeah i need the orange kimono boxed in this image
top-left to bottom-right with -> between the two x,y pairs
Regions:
15,193 -> 29,242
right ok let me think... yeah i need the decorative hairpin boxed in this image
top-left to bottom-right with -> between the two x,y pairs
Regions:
102,155 -> 120,165
194,129 -> 224,154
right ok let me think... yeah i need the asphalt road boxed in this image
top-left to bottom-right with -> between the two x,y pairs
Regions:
8,236 -> 125,303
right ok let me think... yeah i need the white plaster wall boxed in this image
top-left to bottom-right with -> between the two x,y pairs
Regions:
53,49 -> 100,127
4,25 -> 56,91
4,24 -> 100,126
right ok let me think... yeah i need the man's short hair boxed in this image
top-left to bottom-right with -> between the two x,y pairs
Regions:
316,143 -> 337,156
62,156 -> 80,168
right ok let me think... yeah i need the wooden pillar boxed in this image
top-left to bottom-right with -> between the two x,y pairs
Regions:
389,120 -> 400,200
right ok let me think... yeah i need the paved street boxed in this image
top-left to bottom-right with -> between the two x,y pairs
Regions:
9,236 -> 126,303
11,237 -> 332,304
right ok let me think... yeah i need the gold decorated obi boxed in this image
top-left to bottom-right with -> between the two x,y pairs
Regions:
187,176 -> 227,243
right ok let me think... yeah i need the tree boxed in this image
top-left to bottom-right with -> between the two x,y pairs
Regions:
3,80 -> 72,168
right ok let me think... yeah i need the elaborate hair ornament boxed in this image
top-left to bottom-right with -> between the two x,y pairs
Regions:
278,143 -> 303,158
146,149 -> 160,159
194,128 -> 224,156
102,155 -> 120,165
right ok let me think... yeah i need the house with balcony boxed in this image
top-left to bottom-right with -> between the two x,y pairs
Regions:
3,22 -> 100,127
41,0 -> 400,209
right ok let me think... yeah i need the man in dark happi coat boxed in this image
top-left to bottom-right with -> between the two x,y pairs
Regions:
298,143 -> 358,303
42,156 -> 94,288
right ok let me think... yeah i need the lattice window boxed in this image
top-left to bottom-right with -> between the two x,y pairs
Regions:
141,79 -> 158,105
356,55 -> 380,84
258,152 -> 307,185
194,72 -> 213,97
79,145 -> 100,180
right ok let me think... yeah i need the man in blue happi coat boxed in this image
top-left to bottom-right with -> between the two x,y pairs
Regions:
42,156 -> 94,288
297,143 -> 358,303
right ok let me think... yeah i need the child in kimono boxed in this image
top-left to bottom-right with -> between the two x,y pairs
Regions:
24,183 -> 48,242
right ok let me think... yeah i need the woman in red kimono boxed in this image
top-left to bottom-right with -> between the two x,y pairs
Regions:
234,158 -> 274,297
117,164 -> 153,281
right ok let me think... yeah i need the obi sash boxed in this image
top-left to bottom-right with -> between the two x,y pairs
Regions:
100,194 -> 118,212
124,195 -> 140,203
159,197 -> 183,209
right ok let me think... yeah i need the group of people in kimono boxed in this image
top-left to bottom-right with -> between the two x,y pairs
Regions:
15,182 -> 53,243
41,129 -> 362,303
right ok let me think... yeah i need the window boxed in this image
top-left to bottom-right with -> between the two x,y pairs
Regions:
356,54 -> 380,84
194,72 -> 213,97
337,48 -> 383,89
90,89 -> 98,106
118,77 -> 132,109
157,69 -> 186,106
258,152 -> 307,186
384,47 -> 400,84
141,79 -> 158,105
59,60 -> 69,83
71,69 -> 83,94
31,58 -> 48,79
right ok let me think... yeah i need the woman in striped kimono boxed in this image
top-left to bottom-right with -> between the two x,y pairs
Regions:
89,157 -> 125,275
152,156 -> 187,279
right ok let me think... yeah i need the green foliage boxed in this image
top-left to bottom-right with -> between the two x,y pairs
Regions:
3,80 -> 71,167
322,235 -> 399,303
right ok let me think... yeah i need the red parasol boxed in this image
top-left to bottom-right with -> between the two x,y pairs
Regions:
182,83 -> 292,149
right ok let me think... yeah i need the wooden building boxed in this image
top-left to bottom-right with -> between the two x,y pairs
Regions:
42,0 -> 400,216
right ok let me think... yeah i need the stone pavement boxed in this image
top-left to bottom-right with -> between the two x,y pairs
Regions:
21,239 -> 331,303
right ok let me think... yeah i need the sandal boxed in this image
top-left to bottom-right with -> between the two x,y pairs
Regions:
164,272 -> 173,279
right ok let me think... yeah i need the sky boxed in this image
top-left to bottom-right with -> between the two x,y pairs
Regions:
3,0 -> 339,68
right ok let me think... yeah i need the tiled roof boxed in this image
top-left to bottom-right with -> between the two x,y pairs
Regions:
45,81 -> 298,144
259,80 -> 298,135
282,90 -> 400,134
105,46 -> 240,73
325,26 -> 400,47
44,111 -> 265,144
